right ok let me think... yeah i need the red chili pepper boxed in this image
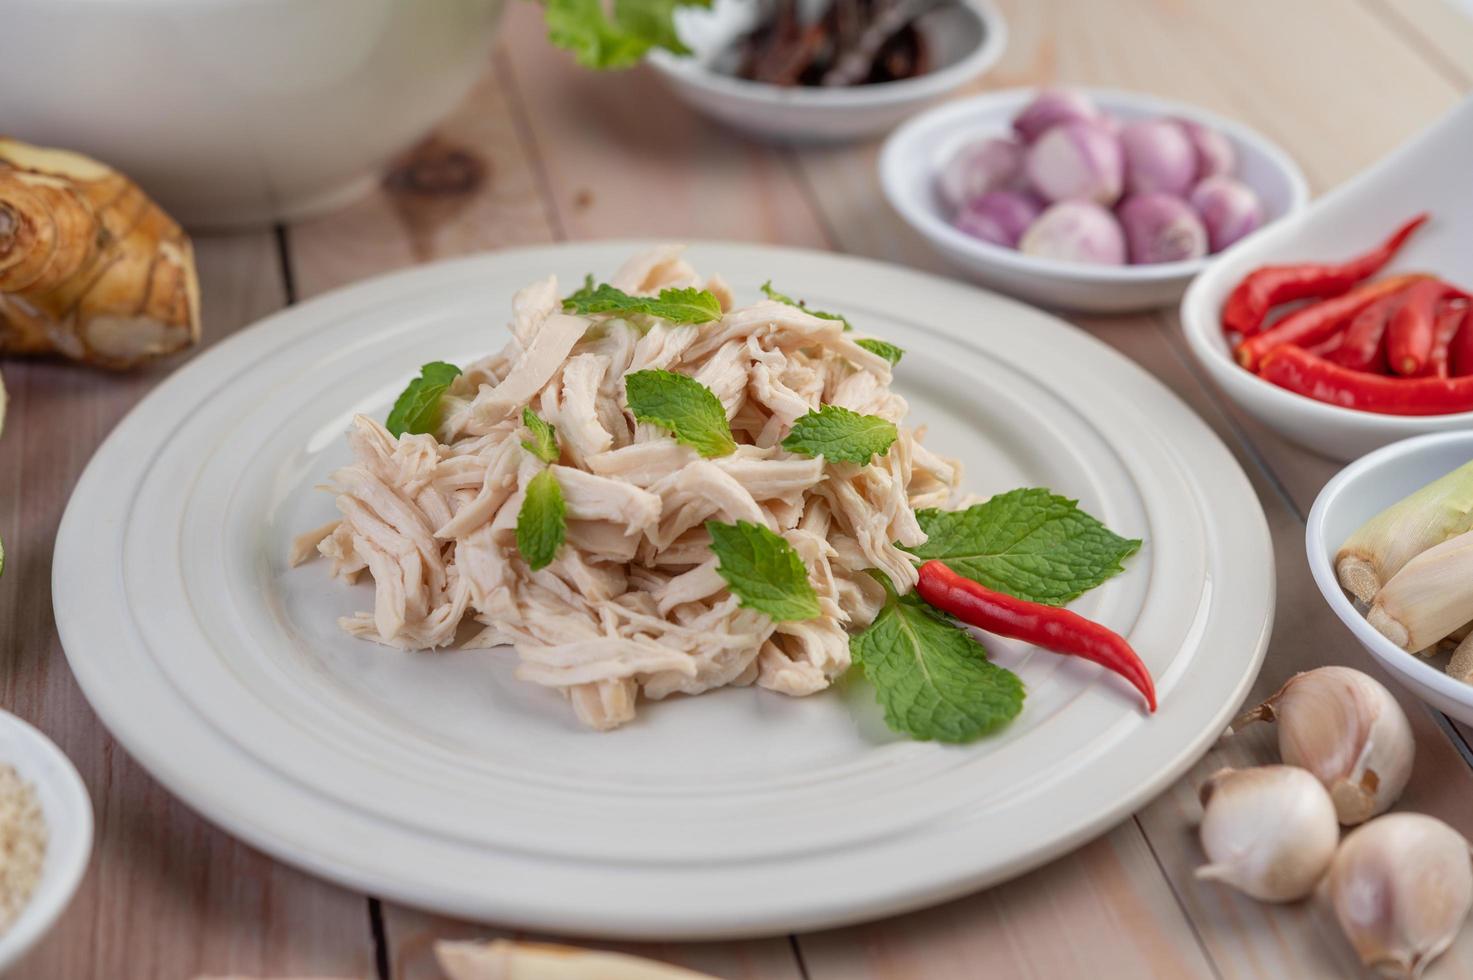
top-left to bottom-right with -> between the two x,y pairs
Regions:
914,560 -> 1157,712
1259,344 -> 1473,415
1452,308 -> 1473,377
1221,213 -> 1429,337
1328,287 -> 1409,373
1234,274 -> 1429,372
1387,280 -> 1455,375
1305,333 -> 1344,358
1422,300 -> 1468,379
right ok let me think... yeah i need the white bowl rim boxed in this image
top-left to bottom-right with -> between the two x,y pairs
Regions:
879,86 -> 1312,283
0,711 -> 92,970
647,0 -> 1008,109
1306,430 -> 1473,709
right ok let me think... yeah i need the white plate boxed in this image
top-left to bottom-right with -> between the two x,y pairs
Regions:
1307,432 -> 1473,724
1182,95 -> 1473,461
649,0 -> 1007,143
880,88 -> 1309,312
54,241 -> 1273,939
0,711 -> 92,971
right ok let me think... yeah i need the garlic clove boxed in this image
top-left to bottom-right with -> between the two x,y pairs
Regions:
1235,666 -> 1414,825
1195,765 -> 1339,902
1327,813 -> 1473,979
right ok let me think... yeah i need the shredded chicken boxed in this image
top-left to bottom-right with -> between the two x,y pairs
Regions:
296,247 -> 965,730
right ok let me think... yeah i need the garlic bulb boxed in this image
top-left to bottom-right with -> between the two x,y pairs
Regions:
1235,667 -> 1414,824
1327,813 -> 1473,979
1195,766 -> 1339,902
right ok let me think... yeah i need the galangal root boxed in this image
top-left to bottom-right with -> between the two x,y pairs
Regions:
0,138 -> 199,369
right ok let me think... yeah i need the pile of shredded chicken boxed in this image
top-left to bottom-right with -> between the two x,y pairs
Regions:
294,246 -> 967,730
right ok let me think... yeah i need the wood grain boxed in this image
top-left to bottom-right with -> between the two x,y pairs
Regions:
0,233 -> 376,978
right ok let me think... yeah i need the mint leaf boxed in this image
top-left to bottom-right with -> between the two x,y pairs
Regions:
906,488 -> 1141,606
852,591 -> 1024,742
855,338 -> 904,365
521,408 -> 559,463
781,404 -> 897,464
625,369 -> 736,457
543,0 -> 709,70
563,279 -> 721,324
760,281 -> 851,330
386,362 -> 461,438
706,520 -> 820,621
516,469 -> 566,571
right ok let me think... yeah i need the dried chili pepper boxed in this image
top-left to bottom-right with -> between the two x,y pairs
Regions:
1235,274 -> 1429,371
1259,345 -> 1473,415
1387,280 -> 1455,375
1221,213 -> 1429,337
1328,287 -> 1409,373
914,560 -> 1157,712
1423,301 -> 1468,379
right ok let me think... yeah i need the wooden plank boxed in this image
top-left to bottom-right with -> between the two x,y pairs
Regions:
0,232 -> 375,978
383,914 -> 804,980
1375,0 -> 1473,89
799,826 -> 1216,979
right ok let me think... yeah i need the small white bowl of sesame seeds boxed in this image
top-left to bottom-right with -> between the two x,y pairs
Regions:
0,711 -> 92,971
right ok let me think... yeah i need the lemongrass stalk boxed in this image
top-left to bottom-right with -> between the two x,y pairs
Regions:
435,939 -> 719,980
1337,460 -> 1473,603
1368,530 -> 1473,651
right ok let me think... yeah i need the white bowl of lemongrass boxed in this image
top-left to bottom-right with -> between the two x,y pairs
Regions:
1308,432 -> 1473,724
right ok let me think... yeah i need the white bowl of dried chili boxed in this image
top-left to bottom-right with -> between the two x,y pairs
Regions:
1181,95 -> 1473,463
1307,431 -> 1473,727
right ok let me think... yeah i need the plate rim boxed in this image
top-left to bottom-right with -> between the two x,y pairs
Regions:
53,239 -> 1274,938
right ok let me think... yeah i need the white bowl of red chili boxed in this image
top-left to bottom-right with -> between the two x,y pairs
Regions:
1181,95 -> 1473,463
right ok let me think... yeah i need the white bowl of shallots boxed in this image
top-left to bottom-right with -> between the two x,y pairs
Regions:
880,87 -> 1310,312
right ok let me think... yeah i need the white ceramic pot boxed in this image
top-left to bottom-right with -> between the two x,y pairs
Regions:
0,0 -> 506,229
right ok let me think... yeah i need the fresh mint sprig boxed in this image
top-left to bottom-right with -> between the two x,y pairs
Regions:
563,276 -> 721,324
706,520 -> 820,622
386,362 -> 462,438
905,488 -> 1141,606
781,404 -> 897,464
625,369 -> 736,457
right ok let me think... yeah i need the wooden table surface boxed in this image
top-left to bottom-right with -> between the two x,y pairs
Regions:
4,1 -> 1473,976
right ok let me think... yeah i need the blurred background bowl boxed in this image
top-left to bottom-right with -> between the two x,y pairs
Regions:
0,0 -> 506,229
1307,431 -> 1473,725
1182,96 -> 1473,462
648,0 -> 1007,143
880,87 -> 1308,312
